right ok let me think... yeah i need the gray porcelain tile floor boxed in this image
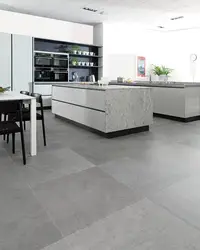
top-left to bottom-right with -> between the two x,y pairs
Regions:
2,111 -> 200,249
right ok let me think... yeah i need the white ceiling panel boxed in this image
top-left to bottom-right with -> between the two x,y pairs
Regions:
0,0 -> 200,30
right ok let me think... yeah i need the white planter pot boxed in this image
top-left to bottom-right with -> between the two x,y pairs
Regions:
159,75 -> 168,82
152,75 -> 159,81
86,62 -> 90,66
73,50 -> 77,54
78,51 -> 82,55
77,62 -> 82,66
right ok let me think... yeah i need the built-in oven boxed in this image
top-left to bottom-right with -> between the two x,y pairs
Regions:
35,68 -> 54,82
35,53 -> 52,67
53,56 -> 68,68
53,69 -> 68,82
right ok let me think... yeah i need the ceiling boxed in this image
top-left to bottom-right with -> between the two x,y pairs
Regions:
0,0 -> 200,30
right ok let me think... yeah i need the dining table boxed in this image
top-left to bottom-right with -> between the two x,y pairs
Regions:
0,91 -> 37,156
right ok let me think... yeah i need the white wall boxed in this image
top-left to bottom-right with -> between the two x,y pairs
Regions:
158,29 -> 200,82
12,34 -> 33,91
0,32 -> 11,88
100,22 -> 200,82
0,10 -> 93,44
101,22 -> 165,80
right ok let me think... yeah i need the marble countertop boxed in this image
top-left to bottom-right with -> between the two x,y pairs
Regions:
52,83 -> 150,91
110,81 -> 200,88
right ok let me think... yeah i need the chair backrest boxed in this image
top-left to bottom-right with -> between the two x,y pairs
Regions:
0,100 -> 23,114
20,91 -> 30,96
31,93 -> 42,104
31,93 -> 44,117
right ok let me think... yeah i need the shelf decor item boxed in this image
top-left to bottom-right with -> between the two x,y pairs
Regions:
72,45 -> 80,55
78,50 -> 82,55
90,52 -> 94,56
71,58 -> 78,66
86,62 -> 90,66
81,62 -> 86,66
0,86 -> 10,93
136,56 -> 146,78
152,65 -> 173,81
77,61 -> 82,66
90,62 -> 94,66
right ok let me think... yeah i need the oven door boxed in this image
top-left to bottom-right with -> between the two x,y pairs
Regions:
53,57 -> 68,68
35,56 -> 52,67
53,70 -> 68,82
35,68 -> 53,82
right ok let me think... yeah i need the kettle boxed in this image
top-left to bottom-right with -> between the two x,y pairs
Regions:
86,75 -> 95,82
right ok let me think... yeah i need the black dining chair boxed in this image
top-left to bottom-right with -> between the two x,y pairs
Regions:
3,91 -> 30,141
9,93 -> 47,146
20,91 -> 30,130
0,100 -> 26,165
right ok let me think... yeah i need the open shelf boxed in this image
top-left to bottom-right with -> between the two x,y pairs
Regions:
69,54 -> 102,58
34,38 -> 103,82
69,65 -> 102,69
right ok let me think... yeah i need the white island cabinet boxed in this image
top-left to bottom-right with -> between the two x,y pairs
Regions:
52,84 -> 153,137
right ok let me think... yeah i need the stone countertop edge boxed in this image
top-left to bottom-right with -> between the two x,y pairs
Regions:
52,83 -> 151,91
109,81 -> 200,88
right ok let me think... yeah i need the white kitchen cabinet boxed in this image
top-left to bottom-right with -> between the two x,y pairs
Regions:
0,32 -> 11,88
12,34 -> 33,91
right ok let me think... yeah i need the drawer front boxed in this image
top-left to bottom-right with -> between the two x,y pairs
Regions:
52,86 -> 105,111
52,100 -> 106,132
34,85 -> 52,95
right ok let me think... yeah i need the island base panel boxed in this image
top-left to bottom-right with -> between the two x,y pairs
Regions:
55,115 -> 149,138
154,113 -> 200,122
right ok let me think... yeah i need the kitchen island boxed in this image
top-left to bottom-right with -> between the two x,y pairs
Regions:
52,83 -> 153,138
110,81 -> 200,122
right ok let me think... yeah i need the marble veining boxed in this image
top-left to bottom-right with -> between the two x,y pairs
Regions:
105,88 -> 153,133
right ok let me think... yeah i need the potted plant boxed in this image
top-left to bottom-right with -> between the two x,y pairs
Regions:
0,86 -> 10,93
71,45 -> 80,55
152,65 -> 173,81
71,58 -> 78,66
160,66 -> 173,81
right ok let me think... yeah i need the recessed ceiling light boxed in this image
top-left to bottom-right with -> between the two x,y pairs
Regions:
158,26 -> 165,29
171,16 -> 184,21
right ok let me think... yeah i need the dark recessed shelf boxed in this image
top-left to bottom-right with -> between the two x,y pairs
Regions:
69,65 -> 102,69
69,54 -> 102,58
35,65 -> 68,70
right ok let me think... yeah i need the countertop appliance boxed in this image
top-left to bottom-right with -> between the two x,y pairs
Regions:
86,75 -> 95,82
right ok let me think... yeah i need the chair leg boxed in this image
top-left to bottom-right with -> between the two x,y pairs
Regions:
20,129 -> 26,165
41,118 -> 47,146
12,133 -> 15,154
3,114 -> 7,140
7,134 -> 9,143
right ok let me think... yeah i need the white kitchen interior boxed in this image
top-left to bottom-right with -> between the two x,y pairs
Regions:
2,1 -> 200,249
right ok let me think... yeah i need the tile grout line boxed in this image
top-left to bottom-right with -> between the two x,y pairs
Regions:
148,197 -> 200,233
27,183 -> 65,239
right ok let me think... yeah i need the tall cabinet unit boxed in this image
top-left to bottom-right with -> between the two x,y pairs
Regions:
12,34 -> 33,91
32,38 -> 103,107
0,32 -> 11,88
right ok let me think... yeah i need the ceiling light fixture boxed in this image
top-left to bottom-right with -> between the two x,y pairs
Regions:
82,7 -> 98,13
157,26 -> 165,29
171,16 -> 184,21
